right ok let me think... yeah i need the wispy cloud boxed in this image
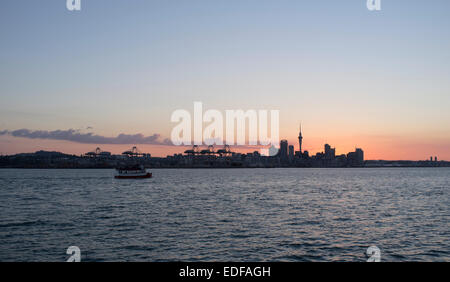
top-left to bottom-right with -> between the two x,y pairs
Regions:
0,129 -> 172,145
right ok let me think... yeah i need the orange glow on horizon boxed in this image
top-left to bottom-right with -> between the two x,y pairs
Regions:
1,134 -> 449,161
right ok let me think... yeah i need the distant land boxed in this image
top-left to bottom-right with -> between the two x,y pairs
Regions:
0,150 -> 448,169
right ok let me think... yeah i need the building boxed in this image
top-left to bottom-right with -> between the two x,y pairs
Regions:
303,150 -> 309,158
347,148 -> 364,166
355,148 -> 364,164
288,145 -> 294,160
279,140 -> 288,160
324,144 -> 336,160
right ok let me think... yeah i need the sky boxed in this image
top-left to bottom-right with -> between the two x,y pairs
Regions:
0,0 -> 450,160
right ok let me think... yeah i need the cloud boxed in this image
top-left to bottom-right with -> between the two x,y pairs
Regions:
0,129 -> 173,145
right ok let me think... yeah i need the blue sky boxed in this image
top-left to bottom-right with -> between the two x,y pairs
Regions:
1,0 -> 449,158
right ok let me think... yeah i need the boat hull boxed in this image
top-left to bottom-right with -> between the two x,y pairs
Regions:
114,172 -> 152,179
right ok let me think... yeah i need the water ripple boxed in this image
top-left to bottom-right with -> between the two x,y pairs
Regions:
0,168 -> 449,261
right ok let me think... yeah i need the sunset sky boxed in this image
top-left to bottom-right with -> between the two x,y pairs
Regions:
1,0 -> 450,160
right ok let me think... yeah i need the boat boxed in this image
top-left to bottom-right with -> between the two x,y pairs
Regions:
114,164 -> 152,179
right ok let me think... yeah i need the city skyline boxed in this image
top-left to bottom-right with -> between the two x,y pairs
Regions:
1,1 -> 450,160
0,125 -> 445,162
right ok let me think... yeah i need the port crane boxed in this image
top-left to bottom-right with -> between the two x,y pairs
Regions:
122,146 -> 151,158
85,147 -> 111,157
216,145 -> 232,157
184,145 -> 232,156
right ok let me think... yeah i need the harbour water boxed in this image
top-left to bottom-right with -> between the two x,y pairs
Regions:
0,168 -> 449,261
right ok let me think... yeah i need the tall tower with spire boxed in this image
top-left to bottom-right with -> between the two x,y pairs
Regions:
298,123 -> 303,153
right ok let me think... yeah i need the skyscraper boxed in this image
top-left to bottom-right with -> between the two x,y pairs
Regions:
279,140 -> 288,161
324,144 -> 335,160
355,148 -> 364,165
288,145 -> 294,160
298,123 -> 303,153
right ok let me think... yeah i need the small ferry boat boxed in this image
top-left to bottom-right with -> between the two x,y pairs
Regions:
114,164 -> 152,179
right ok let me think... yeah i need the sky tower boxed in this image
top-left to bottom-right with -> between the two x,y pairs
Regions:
298,123 -> 303,153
